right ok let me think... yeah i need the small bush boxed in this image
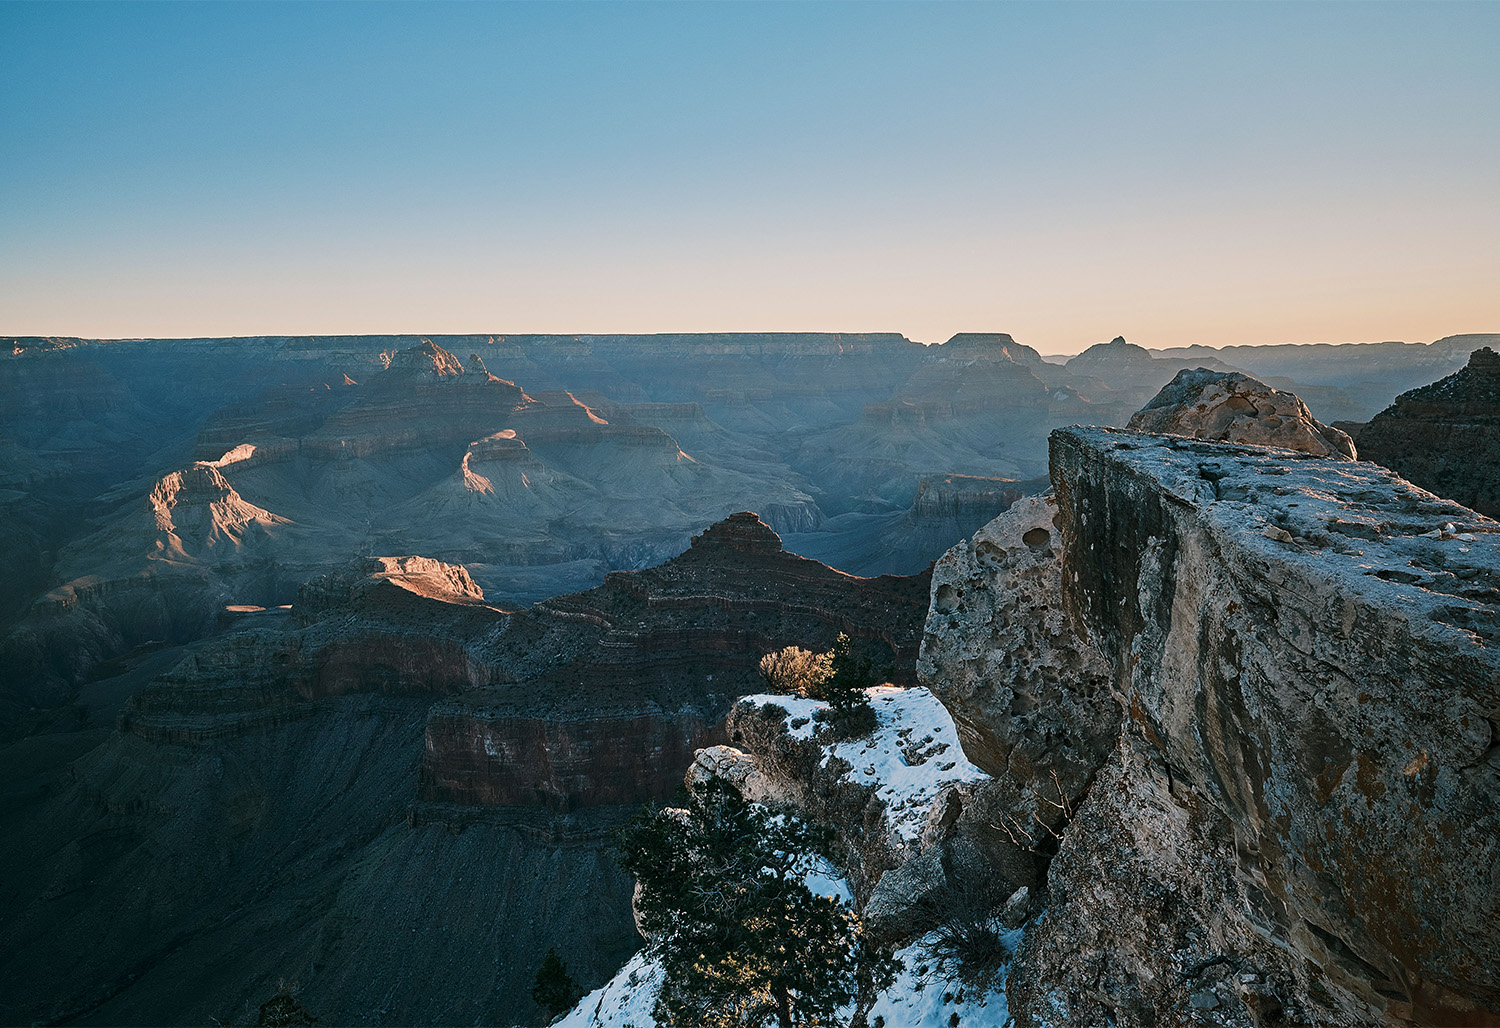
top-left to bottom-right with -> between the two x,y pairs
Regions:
758,645 -> 832,698
922,879 -> 1016,989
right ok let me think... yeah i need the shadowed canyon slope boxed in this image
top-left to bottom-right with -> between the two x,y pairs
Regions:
0,515 -> 932,1027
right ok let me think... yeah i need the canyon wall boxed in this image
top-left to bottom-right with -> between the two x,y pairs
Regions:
921,428 -> 1499,1026
0,516 -> 935,1026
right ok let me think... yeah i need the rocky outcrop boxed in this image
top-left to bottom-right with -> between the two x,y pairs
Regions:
1128,367 -> 1357,459
707,687 -> 1003,923
1358,346 -> 1500,517
920,494 -> 1115,831
996,428 -> 1499,1027
1062,336 -> 1247,418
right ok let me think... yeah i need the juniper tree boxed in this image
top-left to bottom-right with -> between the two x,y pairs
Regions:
618,779 -> 891,1028
822,633 -> 876,720
531,947 -> 582,1018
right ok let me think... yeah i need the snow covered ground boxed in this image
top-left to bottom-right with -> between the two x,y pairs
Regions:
865,929 -> 1023,1028
558,927 -> 1023,1028
554,949 -> 662,1028
739,685 -> 991,845
557,687 -> 1017,1028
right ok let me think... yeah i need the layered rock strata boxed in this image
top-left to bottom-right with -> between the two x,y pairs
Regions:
1358,346 -> 1500,517
421,513 -> 932,810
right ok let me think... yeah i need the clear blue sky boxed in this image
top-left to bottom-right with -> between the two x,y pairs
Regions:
2,1 -> 1497,352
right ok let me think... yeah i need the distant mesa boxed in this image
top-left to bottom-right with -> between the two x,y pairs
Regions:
1128,367 -> 1357,459
1072,335 -> 1155,365
934,332 -> 1044,366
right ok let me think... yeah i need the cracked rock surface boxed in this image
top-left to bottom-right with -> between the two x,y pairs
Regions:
1027,427 -> 1500,1026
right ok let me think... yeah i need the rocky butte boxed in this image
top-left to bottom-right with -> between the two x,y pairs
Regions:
1358,346 -> 1500,518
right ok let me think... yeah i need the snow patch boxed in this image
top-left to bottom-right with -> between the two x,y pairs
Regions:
865,929 -> 1025,1028
740,686 -> 990,844
554,949 -> 663,1028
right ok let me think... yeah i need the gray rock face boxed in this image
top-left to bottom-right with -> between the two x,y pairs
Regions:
1128,367 -> 1357,459
918,495 -> 1115,832
1027,427 -> 1499,1026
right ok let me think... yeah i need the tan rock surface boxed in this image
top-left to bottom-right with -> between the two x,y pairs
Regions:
1128,367 -> 1357,458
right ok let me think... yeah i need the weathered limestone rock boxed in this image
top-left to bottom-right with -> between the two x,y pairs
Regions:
861,844 -> 950,940
1128,367 -> 1357,459
712,689 -> 1024,943
1358,346 -> 1500,517
1008,737 -> 1307,1027
1030,427 -> 1500,1026
918,494 -> 1115,831
685,744 -> 796,806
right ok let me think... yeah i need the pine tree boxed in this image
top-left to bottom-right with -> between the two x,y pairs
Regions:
618,779 -> 892,1028
822,633 -> 875,726
531,947 -> 582,1018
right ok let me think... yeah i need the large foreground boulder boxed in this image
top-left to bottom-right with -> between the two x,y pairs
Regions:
1128,367 -> 1357,458
1016,428 -> 1498,1027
